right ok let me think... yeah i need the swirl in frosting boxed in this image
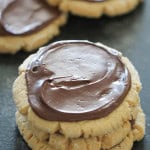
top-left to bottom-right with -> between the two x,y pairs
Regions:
26,41 -> 131,122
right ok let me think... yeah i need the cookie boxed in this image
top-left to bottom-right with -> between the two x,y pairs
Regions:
13,40 -> 145,150
46,0 -> 62,6
47,0 -> 143,18
16,110 -> 144,150
0,0 -> 67,54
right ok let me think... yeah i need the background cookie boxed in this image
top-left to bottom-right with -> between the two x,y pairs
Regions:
0,0 -> 67,54
48,0 -> 143,18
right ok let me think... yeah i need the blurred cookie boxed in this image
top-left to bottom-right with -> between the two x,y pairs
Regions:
47,0 -> 143,18
0,0 -> 67,54
13,40 -> 145,150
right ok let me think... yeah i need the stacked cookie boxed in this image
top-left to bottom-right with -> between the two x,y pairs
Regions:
13,41 -> 145,150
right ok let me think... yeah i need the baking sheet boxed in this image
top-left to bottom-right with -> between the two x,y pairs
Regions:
0,1 -> 150,149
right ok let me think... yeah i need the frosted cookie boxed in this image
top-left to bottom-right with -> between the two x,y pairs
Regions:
47,0 -> 143,18
13,40 -> 145,150
0,0 -> 67,54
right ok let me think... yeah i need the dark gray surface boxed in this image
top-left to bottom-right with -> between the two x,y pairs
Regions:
0,1 -> 150,150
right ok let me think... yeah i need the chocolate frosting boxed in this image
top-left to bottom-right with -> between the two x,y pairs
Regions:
0,0 -> 61,36
26,41 -> 131,122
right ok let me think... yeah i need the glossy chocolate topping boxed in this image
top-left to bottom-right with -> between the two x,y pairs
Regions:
0,0 -> 61,35
26,41 -> 131,122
